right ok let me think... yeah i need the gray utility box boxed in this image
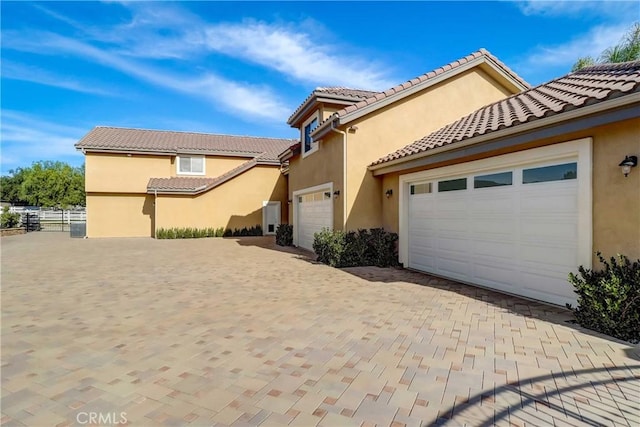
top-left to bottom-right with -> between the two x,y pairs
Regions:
70,222 -> 86,238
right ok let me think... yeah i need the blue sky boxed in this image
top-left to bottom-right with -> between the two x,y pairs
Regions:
1,1 -> 637,174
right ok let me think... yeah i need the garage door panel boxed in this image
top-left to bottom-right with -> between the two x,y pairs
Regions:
472,263 -> 518,289
472,239 -> 516,259
521,219 -> 577,241
520,244 -> 576,268
471,194 -> 515,213
437,256 -> 470,280
520,190 -> 577,213
407,158 -> 580,306
297,193 -> 332,250
471,218 -> 516,237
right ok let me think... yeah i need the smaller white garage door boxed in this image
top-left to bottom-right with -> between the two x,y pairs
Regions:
407,159 -> 582,306
296,190 -> 332,250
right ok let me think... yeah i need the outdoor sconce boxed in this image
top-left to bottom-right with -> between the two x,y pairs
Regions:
619,155 -> 637,177
385,189 -> 393,198
333,190 -> 340,199
324,191 -> 332,199
287,199 -> 292,205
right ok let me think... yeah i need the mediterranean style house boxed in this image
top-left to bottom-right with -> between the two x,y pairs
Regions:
280,49 -> 530,251
77,50 -> 639,306
75,127 -> 293,238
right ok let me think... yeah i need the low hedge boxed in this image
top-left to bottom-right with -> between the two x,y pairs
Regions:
568,253 -> 640,343
156,225 -> 262,239
313,228 -> 398,268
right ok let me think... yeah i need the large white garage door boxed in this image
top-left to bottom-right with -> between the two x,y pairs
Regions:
408,160 -> 579,306
297,190 -> 332,251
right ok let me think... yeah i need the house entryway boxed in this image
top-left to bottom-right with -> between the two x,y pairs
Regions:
262,201 -> 281,235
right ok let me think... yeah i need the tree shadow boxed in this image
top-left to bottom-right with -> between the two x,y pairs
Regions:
423,365 -> 640,426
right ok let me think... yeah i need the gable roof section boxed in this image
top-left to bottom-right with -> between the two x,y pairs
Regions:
76,127 -> 295,163
147,158 -> 259,195
370,61 -> 640,169
311,48 -> 531,140
287,87 -> 381,127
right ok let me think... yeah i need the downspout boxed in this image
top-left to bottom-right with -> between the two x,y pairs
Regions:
154,189 -> 158,238
328,121 -> 347,229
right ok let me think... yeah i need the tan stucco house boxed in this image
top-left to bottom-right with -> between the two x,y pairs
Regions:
75,127 -> 293,238
280,49 -> 530,251
369,61 -> 638,306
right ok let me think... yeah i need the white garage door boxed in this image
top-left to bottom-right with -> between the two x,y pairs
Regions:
297,190 -> 332,251
408,160 -> 579,306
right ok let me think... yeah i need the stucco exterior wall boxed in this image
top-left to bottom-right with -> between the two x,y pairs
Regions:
86,153 -> 171,193
345,69 -> 517,229
286,131 -> 345,229
156,166 -> 288,231
379,117 -> 640,265
85,153 -> 249,193
86,193 -> 154,238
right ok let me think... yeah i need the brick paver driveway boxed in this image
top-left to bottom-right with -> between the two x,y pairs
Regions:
2,233 -> 639,426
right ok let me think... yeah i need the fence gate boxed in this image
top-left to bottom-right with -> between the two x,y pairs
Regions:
10,207 -> 86,232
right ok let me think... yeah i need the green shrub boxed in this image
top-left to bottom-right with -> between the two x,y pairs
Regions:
155,224 -> 263,239
312,228 -> 398,268
0,207 -> 21,229
276,224 -> 293,246
568,253 -> 640,343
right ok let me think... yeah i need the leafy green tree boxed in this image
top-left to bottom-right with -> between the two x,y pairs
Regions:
573,22 -> 640,71
18,161 -> 85,208
0,168 -> 29,205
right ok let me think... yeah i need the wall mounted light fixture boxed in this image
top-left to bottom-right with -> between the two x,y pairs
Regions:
333,190 -> 340,199
619,155 -> 637,177
324,191 -> 332,199
385,189 -> 393,198
287,199 -> 292,205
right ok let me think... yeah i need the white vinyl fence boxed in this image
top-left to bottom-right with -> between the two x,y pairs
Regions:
9,207 -> 86,232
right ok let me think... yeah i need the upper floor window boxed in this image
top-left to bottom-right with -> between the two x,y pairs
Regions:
177,155 -> 205,175
303,115 -> 319,157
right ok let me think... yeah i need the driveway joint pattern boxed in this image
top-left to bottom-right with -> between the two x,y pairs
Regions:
1,233 -> 638,426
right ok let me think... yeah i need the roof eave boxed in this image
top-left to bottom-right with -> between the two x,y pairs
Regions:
369,94 -> 640,175
287,93 -> 369,127
79,148 -> 175,156
349,56 -> 527,124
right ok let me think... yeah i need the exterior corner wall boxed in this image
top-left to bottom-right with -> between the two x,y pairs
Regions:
286,131 -> 345,230
155,165 -> 288,232
345,68 -> 517,231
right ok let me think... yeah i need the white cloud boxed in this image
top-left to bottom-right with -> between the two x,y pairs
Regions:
0,111 -> 86,172
2,60 -> 119,96
517,22 -> 631,74
516,0 -> 639,18
2,31 -> 290,122
203,20 -> 396,90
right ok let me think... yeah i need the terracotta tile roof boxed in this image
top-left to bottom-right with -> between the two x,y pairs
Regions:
371,61 -> 640,167
75,127 -> 295,163
147,158 -> 258,194
312,49 -> 531,138
287,87 -> 381,125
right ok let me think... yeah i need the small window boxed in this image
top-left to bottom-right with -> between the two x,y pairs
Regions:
438,178 -> 467,192
474,171 -> 513,189
304,118 -> 319,154
177,156 -> 205,175
410,183 -> 432,195
523,162 -> 577,184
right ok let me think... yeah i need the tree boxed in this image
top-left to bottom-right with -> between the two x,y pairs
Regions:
0,168 -> 29,205
17,161 -> 85,208
573,22 -> 640,71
